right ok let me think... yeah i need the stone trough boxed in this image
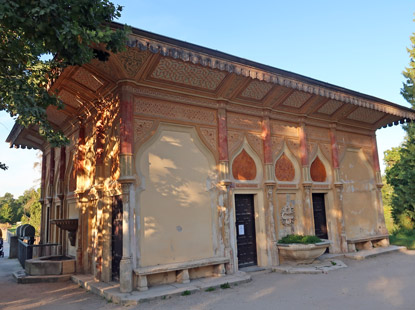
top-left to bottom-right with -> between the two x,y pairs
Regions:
25,255 -> 75,276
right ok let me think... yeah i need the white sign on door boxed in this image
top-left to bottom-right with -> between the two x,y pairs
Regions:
238,224 -> 245,235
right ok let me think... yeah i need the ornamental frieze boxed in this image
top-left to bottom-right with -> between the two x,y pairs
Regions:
271,136 -> 284,158
246,133 -> 263,158
134,97 -> 216,125
227,131 -> 244,157
336,131 -> 372,148
199,127 -> 218,154
134,119 -> 154,143
270,121 -> 298,137
305,126 -> 330,142
227,112 -> 262,131
117,47 -> 151,77
151,58 -> 226,90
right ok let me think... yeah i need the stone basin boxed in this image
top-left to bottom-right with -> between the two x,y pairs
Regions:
277,240 -> 331,265
25,255 -> 75,276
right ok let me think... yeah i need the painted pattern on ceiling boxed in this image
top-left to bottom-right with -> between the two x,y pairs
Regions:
240,80 -> 273,100
282,91 -> 312,108
347,107 -> 385,124
317,100 -> 343,115
58,90 -> 81,108
151,58 -> 226,90
72,67 -> 104,91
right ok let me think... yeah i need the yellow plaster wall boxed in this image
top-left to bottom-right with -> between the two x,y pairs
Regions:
138,126 -> 216,266
340,148 -> 377,239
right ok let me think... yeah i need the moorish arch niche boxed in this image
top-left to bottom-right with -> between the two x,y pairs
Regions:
310,147 -> 331,183
340,148 -> 377,239
136,123 -> 218,267
274,143 -> 300,183
231,138 -> 263,183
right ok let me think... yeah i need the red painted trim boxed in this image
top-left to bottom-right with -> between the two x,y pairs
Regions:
60,147 -> 66,182
218,109 -> 229,161
299,125 -> 308,166
41,154 -> 47,198
50,148 -> 55,188
372,136 -> 380,172
262,118 -> 272,164
329,130 -> 339,169
120,90 -> 134,155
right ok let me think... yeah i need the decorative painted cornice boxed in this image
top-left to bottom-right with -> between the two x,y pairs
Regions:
124,28 -> 415,121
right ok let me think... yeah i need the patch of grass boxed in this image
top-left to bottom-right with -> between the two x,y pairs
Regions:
278,234 -> 322,244
205,287 -> 215,292
220,283 -> 231,289
181,290 -> 191,296
330,261 -> 337,266
390,228 -> 415,250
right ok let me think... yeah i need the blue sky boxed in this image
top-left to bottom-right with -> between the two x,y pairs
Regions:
0,1 -> 414,197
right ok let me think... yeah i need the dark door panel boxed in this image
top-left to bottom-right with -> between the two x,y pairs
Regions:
111,195 -> 123,281
235,194 -> 257,267
312,193 -> 328,239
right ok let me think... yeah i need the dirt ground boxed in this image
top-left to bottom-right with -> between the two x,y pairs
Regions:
1,240 -> 415,310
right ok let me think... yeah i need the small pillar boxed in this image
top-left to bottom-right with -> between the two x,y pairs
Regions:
118,86 -> 135,293
330,126 -> 347,253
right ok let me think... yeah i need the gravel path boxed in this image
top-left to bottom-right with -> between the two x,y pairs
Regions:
1,240 -> 414,310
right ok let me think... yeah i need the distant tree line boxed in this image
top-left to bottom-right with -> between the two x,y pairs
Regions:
0,189 -> 41,234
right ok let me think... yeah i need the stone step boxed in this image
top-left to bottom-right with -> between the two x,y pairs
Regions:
72,272 -> 251,306
13,270 -> 72,284
344,245 -> 406,260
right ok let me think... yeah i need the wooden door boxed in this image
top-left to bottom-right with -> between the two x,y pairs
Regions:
312,193 -> 328,239
111,195 -> 123,281
235,194 -> 257,268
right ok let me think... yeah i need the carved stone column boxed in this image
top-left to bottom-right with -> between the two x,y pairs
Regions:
372,134 -> 388,235
58,146 -> 66,253
217,102 -> 233,273
118,86 -> 135,293
330,126 -> 347,253
40,153 -> 47,244
299,122 -> 313,235
75,123 -> 86,273
262,115 -> 278,266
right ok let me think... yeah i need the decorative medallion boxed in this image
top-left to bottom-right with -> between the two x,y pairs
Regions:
310,157 -> 327,182
232,149 -> 257,180
275,154 -> 295,182
281,194 -> 295,226
151,58 -> 226,90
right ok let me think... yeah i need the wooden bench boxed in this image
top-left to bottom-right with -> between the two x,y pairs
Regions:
133,257 -> 229,291
346,234 -> 389,252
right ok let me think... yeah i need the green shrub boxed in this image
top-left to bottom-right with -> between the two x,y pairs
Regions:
390,228 -> 415,250
181,290 -> 191,296
278,234 -> 322,244
220,283 -> 231,289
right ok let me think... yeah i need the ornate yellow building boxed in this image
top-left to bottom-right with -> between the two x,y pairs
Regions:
7,24 -> 415,292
